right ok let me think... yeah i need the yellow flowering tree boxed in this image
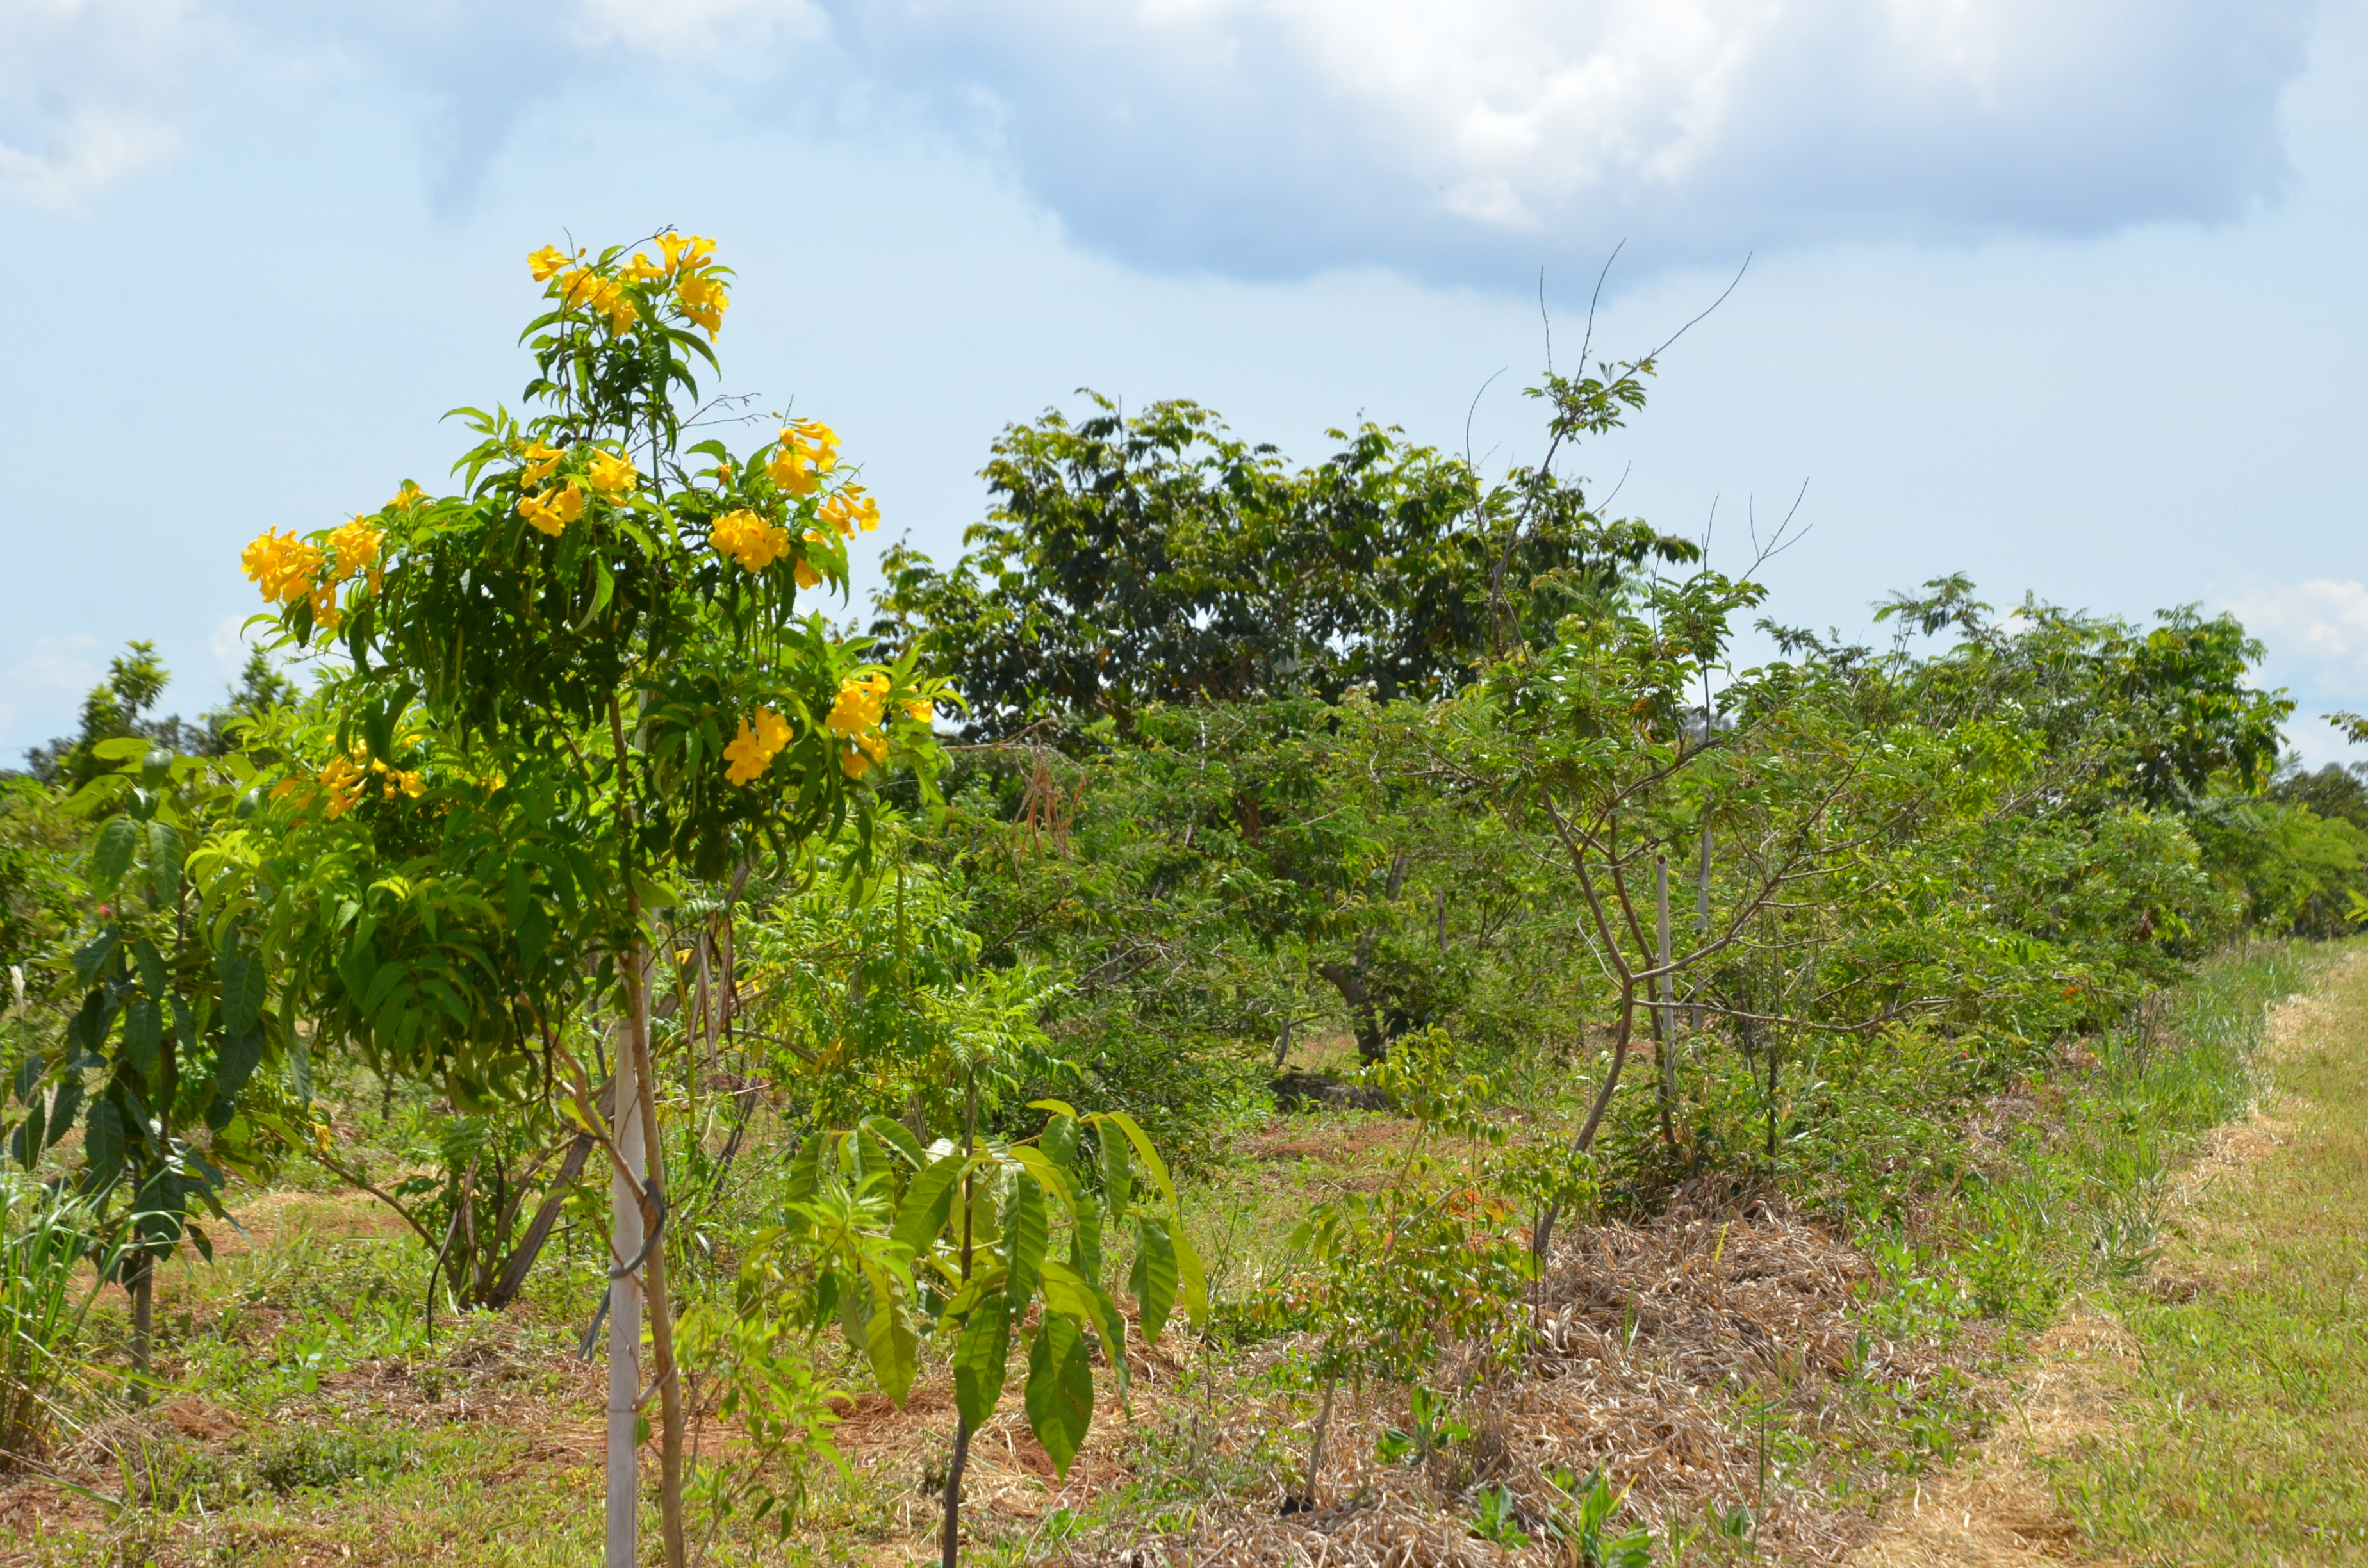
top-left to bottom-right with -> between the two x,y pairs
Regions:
236,231 -> 944,1568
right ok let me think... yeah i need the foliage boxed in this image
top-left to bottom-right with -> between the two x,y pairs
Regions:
873,384 -> 1696,736
0,1172 -> 119,1468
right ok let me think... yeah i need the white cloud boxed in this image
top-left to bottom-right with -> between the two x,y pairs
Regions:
572,0 -> 825,60
0,0 -> 211,208
0,0 -> 2330,281
2224,579 -> 2368,698
826,0 -> 2325,279
0,632 -> 101,741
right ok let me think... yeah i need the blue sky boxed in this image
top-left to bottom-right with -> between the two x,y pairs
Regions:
3,0 -> 2364,764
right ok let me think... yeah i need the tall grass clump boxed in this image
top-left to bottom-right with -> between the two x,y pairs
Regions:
0,1172 -> 115,1471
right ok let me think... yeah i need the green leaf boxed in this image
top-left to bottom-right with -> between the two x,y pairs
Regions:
861,1115 -> 926,1172
84,1098 -> 124,1189
90,816 -> 139,895
72,930 -> 119,990
1024,1314 -> 1093,1477
122,997 -> 162,1081
89,737 -> 150,762
1004,1174 -> 1048,1311
953,1293 -> 1010,1431
1174,1219 -> 1210,1327
1039,1109 -> 1080,1170
12,1052 -> 44,1106
860,1260 -> 919,1405
1099,1122 -> 1131,1221
1130,1218 -> 1180,1344
215,1029 -> 264,1102
132,938 -> 168,1001
13,1104 -> 44,1168
1070,1195 -> 1103,1281
891,1152 -> 966,1259
1099,1111 -> 1179,1209
46,1078 -> 83,1152
218,941 -> 265,1040
146,821 -> 183,907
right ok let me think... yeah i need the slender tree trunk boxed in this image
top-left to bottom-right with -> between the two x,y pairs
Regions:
605,1011 -> 645,1568
1655,854 -> 1677,1150
1693,828 -> 1711,1032
940,1417 -> 974,1567
1297,1376 -> 1338,1511
627,943 -> 689,1568
127,1252 -> 153,1410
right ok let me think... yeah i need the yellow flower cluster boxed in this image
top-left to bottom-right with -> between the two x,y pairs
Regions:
819,483 -> 880,537
242,530 -> 324,605
722,705 -> 792,786
587,448 -> 637,496
768,421 -> 837,497
710,509 -> 789,571
535,233 -> 727,339
824,673 -> 894,778
317,747 -> 425,818
328,515 -> 383,578
243,512 -> 384,631
390,480 -> 427,509
519,480 -> 586,537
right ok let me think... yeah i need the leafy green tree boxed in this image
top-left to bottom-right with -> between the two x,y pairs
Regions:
6,736 -> 286,1403
873,389 -> 1695,737
692,1100 -> 1201,1567
21,642 -> 193,787
230,229 -> 946,1568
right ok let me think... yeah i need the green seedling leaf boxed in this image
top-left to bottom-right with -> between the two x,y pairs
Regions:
89,816 -> 138,895
1005,1174 -> 1048,1311
953,1292 -> 1010,1430
1024,1314 -> 1093,1476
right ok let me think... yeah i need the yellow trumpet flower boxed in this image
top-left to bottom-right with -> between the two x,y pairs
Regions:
328,516 -> 384,580
520,439 -> 566,486
825,672 -> 889,738
518,482 -> 586,537
528,244 -> 573,281
709,509 -> 789,571
242,529 -> 324,605
587,448 -> 638,497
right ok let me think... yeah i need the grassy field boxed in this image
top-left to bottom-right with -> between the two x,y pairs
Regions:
0,945 -> 2353,1567
2046,949 -> 2368,1565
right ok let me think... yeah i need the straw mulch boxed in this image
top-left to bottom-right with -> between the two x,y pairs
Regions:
1066,1189 -> 1982,1567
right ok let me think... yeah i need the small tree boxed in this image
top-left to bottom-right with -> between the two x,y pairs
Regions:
695,1101 -> 1203,1564
233,229 -> 947,1568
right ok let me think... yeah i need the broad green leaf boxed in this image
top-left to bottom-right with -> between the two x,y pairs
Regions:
1099,1122 -> 1131,1221
146,821 -> 183,906
953,1293 -> 1010,1430
122,997 -> 162,1080
1024,1314 -> 1093,1477
218,942 -> 265,1039
1007,1146 -> 1074,1212
1174,1218 -> 1209,1327
1004,1174 -> 1048,1311
862,1115 -> 926,1171
891,1152 -> 966,1258
132,938 -> 168,1001
89,815 -> 138,894
12,1052 -> 44,1106
1039,1110 -> 1080,1170
46,1078 -> 83,1152
1130,1218 -> 1180,1344
84,1098 -> 124,1189
1070,1195 -> 1103,1280
72,930 -> 119,990
214,1029 -> 265,1102
1099,1111 -> 1178,1208
13,1104 -> 44,1167
860,1260 -> 919,1405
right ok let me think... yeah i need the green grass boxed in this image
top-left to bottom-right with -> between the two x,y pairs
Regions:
2048,947 -> 2368,1565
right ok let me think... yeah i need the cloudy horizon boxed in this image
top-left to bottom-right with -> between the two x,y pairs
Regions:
3,0 -> 2364,764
